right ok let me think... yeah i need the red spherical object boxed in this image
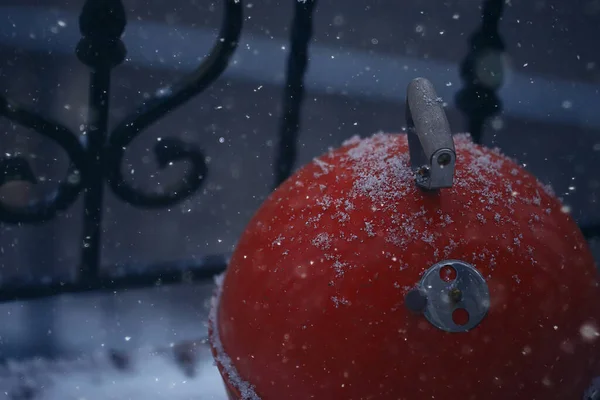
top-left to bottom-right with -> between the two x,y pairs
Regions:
210,133 -> 600,400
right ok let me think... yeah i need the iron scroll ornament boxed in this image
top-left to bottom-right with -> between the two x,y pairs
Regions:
0,0 -> 243,222
104,1 -> 243,207
0,98 -> 88,223
0,0 -> 598,304
455,0 -> 505,146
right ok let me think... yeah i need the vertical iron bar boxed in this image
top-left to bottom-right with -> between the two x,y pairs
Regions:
81,68 -> 111,280
455,0 -> 505,144
274,0 -> 318,188
76,0 -> 127,281
467,117 -> 485,145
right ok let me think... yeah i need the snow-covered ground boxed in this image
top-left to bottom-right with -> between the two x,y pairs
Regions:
0,342 -> 227,400
0,283 -> 229,400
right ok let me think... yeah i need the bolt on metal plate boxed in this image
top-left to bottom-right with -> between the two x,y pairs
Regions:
418,259 -> 490,333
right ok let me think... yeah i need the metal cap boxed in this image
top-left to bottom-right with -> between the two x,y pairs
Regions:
405,259 -> 490,333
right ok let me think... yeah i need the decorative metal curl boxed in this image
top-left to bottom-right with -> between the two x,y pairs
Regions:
455,0 -> 505,144
0,0 -> 243,281
105,0 -> 243,207
0,96 -> 87,224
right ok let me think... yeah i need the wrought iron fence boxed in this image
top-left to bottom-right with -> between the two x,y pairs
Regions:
0,0 -> 598,303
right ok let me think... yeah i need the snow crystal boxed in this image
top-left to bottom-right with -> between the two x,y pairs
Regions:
316,195 -> 332,210
441,214 -> 453,225
421,231 -> 435,244
271,234 -> 285,247
332,211 -> 350,223
313,157 -> 332,176
364,221 -> 376,237
346,234 -> 359,242
341,134 -> 361,146
343,200 -> 354,211
345,132 -> 414,207
332,260 -> 349,277
476,213 -> 486,224
306,213 -> 323,228
542,182 -> 556,197
331,296 -> 351,308
312,232 -> 332,250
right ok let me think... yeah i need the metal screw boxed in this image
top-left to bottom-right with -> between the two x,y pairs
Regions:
449,287 -> 462,303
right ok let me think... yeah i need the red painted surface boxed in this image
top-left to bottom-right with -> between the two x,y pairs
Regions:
212,133 -> 600,400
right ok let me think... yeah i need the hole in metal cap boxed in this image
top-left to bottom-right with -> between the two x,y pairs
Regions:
439,265 -> 457,282
452,308 -> 470,326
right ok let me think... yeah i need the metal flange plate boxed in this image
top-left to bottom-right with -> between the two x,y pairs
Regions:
417,259 -> 490,333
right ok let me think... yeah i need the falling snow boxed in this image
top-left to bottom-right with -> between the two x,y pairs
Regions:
239,131 -> 585,322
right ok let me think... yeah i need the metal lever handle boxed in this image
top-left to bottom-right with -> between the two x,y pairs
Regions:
406,77 -> 456,190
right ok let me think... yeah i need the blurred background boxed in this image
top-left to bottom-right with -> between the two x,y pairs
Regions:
0,0 -> 598,398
